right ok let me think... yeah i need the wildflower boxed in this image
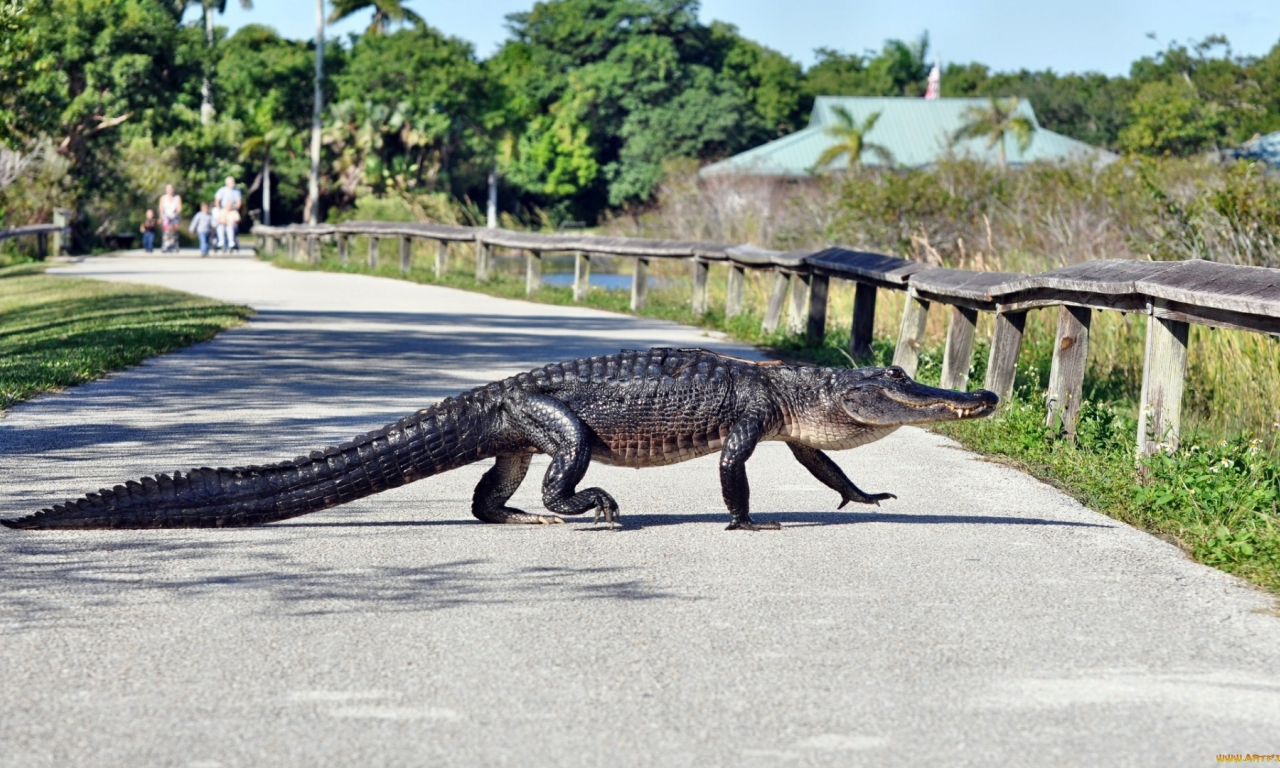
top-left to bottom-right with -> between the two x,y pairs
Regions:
1211,466 -> 1220,474
1189,487 -> 1195,495
1220,458 -> 1232,469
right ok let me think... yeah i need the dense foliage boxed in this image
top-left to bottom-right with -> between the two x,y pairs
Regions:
2,0 -> 1280,241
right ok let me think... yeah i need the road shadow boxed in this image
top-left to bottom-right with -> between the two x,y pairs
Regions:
286,510 -> 1112,530
0,532 -> 681,633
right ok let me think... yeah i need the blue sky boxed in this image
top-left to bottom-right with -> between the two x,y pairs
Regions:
199,1 -> 1280,76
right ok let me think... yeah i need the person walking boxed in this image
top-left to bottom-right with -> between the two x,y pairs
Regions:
213,201 -> 228,253
222,199 -> 241,252
158,184 -> 182,253
140,209 -> 158,253
189,203 -> 214,257
214,177 -> 242,251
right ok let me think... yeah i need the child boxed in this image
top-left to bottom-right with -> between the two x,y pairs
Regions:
213,202 -> 228,252
222,200 -> 241,252
140,210 -> 157,252
189,203 -> 214,257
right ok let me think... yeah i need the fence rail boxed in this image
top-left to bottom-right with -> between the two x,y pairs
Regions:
253,221 -> 1280,458
0,222 -> 66,260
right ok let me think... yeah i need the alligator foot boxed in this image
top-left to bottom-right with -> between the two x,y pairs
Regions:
725,519 -> 782,531
837,490 -> 897,508
593,499 -> 621,530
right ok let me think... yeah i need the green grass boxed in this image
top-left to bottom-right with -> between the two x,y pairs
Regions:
271,244 -> 1280,595
0,264 -> 253,409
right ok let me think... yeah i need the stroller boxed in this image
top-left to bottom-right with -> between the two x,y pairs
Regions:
162,215 -> 180,253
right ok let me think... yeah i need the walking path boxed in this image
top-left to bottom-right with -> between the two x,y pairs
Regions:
2,253 -> 1278,767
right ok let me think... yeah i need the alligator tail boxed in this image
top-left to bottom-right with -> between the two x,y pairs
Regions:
2,400 -> 487,530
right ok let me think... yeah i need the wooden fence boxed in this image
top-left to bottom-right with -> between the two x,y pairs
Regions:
0,222 -> 67,260
253,221 -> 1280,457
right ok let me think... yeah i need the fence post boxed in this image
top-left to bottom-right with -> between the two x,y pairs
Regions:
762,270 -> 789,334
984,310 -> 1026,405
435,240 -> 448,277
573,251 -> 590,302
691,259 -> 710,316
786,273 -> 810,336
1045,305 -> 1092,438
307,235 -> 318,264
52,208 -> 71,255
1137,305 -> 1189,456
630,258 -> 649,311
399,236 -> 411,273
36,232 -> 48,260
365,235 -> 378,269
526,249 -> 542,295
849,282 -> 877,362
337,234 -> 347,263
475,241 -> 489,281
806,274 -> 829,344
287,234 -> 297,261
939,305 -> 979,391
892,288 -> 931,377
726,264 -> 746,318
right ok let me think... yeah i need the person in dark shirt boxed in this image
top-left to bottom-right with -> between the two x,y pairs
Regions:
140,210 -> 158,252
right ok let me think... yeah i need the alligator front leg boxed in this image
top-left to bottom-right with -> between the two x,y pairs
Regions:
471,454 -> 564,524
721,416 -> 780,531
786,443 -> 896,507
505,392 -> 620,525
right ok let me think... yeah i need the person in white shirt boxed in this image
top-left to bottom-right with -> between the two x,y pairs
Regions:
214,176 -> 242,212
158,184 -> 182,253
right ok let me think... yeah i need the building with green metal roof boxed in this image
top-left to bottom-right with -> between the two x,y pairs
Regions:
702,97 -> 1114,176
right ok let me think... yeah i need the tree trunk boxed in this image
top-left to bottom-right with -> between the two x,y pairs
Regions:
487,167 -> 497,229
263,153 -> 272,226
200,4 -> 214,125
308,0 -> 323,225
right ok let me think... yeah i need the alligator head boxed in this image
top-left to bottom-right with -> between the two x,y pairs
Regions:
776,364 -> 998,450
839,365 -> 998,426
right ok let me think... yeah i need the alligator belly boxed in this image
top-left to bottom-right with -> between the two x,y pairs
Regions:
590,433 -> 725,468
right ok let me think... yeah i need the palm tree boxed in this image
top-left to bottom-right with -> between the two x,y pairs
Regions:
172,0 -> 254,125
328,0 -> 423,34
240,115 -> 296,226
953,96 -> 1036,169
815,107 -> 894,171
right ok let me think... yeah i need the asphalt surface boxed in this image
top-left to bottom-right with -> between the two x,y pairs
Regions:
1,252 -> 1278,767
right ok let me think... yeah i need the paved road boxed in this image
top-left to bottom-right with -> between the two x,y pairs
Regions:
2,253 -> 1278,767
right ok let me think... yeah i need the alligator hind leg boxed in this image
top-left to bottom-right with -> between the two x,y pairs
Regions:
471,454 -> 563,524
504,392 -> 620,525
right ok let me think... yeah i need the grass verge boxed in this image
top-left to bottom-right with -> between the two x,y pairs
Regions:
0,263 -> 253,410
271,249 -> 1280,595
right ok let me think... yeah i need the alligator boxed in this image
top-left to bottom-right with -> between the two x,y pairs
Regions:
2,348 -> 997,532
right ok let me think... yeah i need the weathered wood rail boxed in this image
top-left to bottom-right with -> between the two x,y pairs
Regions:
253,221 -> 1280,457
0,223 -> 66,260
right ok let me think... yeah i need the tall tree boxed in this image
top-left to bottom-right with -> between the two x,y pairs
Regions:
954,96 -> 1036,168
0,0 -> 192,204
172,0 -> 254,125
327,0 -> 422,34
814,107 -> 892,171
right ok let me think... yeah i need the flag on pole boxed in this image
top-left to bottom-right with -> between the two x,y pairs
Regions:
924,57 -> 941,100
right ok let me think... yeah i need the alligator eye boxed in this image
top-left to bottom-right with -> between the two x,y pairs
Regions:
885,366 -> 906,380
